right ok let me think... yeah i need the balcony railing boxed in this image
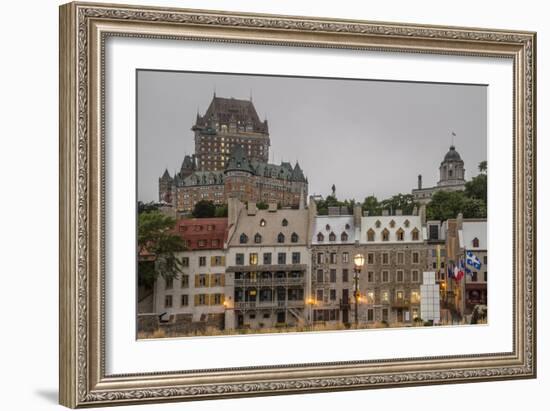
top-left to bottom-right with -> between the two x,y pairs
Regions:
234,277 -> 305,286
235,300 -> 305,309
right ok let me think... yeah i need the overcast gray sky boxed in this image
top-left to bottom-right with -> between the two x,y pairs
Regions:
137,70 -> 487,203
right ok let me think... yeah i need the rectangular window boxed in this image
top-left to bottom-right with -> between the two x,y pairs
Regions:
330,289 -> 337,301
484,271 -> 488,282
263,253 -> 272,265
412,270 -> 419,282
396,290 -> 404,300
165,277 -> 173,290
198,239 -> 207,248
330,269 -> 337,283
411,291 -> 420,304
367,271 -> 374,282
382,270 -> 389,282
381,291 -> 389,303
330,252 -> 337,264
181,257 -> 189,267
412,252 -> 419,264
164,295 -> 172,308
249,253 -> 258,265
211,274 -> 224,287
382,308 -> 389,322
196,274 -> 208,287
212,293 -> 224,305
211,239 -> 220,248
367,253 -> 374,265
236,253 -> 244,265
317,252 -> 324,264
199,256 -> 207,267
181,294 -> 188,307
382,253 -> 389,265
316,269 -> 324,283
342,269 -> 349,282
292,252 -> 301,264
197,294 -> 207,305
342,252 -> 349,263
397,252 -> 404,265
366,291 -> 374,304
181,275 -> 189,288
367,309 -> 374,321
472,271 -> 478,281
211,256 -> 225,266
316,289 -> 324,302
429,225 -> 439,240
277,253 -> 286,265
483,256 -> 488,265
396,270 -> 404,282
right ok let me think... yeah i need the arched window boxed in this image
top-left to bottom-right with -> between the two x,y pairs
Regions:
411,228 -> 420,241
282,218 -> 288,227
329,232 -> 336,242
325,224 -> 331,231
396,228 -> 404,241
367,229 -> 375,242
254,233 -> 262,244
345,223 -> 351,230
291,232 -> 299,243
239,233 -> 248,244
472,237 -> 480,248
389,219 -> 396,228
341,232 -> 349,242
260,218 -> 266,227
277,233 -> 285,243
382,228 -> 390,241
375,220 -> 381,228
317,232 -> 324,242
404,219 -> 410,228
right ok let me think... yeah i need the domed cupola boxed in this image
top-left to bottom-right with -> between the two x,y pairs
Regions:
437,145 -> 465,187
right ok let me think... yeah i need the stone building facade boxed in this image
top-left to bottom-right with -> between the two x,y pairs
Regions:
158,95 -> 308,213
355,213 -> 430,325
152,217 -> 229,332
224,199 -> 313,330
412,145 -> 467,204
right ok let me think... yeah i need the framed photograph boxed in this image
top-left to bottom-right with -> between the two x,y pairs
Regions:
59,2 -> 536,407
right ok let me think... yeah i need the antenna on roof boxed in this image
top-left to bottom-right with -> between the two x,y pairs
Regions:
451,131 -> 456,147
213,85 -> 216,98
249,89 -> 253,102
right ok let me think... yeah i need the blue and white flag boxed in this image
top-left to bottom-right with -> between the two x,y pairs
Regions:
465,251 -> 481,270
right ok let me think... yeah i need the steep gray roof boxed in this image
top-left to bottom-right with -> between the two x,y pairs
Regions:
194,96 -> 268,134
443,145 -> 463,162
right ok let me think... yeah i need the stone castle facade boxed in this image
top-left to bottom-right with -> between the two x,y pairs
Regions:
159,95 -> 308,213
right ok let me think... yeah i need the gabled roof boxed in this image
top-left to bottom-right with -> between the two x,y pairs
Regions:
312,215 -> 355,245
360,215 -> 425,243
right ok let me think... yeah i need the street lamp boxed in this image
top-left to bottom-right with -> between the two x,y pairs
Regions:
353,253 -> 365,327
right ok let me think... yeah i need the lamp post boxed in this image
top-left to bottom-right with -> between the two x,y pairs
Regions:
353,253 -> 365,328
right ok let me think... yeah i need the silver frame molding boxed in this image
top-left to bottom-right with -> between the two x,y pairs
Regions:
59,2 -> 536,408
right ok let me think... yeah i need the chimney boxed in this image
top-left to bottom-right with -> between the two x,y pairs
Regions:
328,206 -> 340,216
395,209 -> 403,216
353,204 -> 362,227
457,212 -> 463,230
268,202 -> 277,212
382,209 -> 389,216
419,204 -> 427,225
412,205 -> 418,216
299,188 -> 305,210
418,174 -> 422,190
247,202 -> 257,216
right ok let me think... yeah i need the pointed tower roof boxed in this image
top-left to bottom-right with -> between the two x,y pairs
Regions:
291,162 -> 306,182
224,145 -> 254,174
160,168 -> 172,180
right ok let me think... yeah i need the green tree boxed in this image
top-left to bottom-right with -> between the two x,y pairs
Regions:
426,190 -> 487,220
137,201 -> 160,215
256,201 -> 269,210
192,200 -> 216,218
464,173 -> 487,203
379,193 -> 417,215
361,195 -> 381,216
214,203 -> 228,217
138,211 -> 185,287
478,160 -> 487,173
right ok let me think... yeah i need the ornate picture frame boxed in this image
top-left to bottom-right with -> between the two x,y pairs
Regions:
59,2 -> 536,408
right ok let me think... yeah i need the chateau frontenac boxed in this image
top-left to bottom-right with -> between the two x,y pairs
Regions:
159,95 -> 308,213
